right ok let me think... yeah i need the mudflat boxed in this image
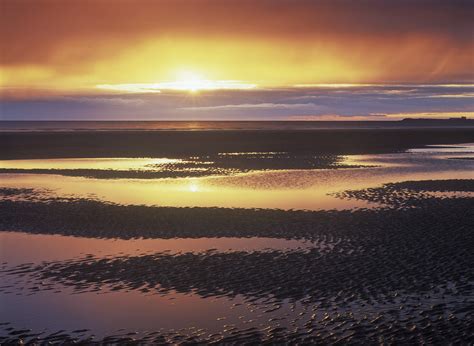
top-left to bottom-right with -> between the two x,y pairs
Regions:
0,129 -> 473,344
1,128 -> 474,159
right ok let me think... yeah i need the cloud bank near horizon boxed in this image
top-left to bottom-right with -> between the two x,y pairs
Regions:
2,85 -> 473,120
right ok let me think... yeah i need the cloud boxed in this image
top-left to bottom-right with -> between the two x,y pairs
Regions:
1,0 -> 473,89
288,114 -> 388,121
96,81 -> 257,93
181,103 -> 321,111
74,97 -> 146,105
2,1 -> 472,65
423,93 -> 474,98
1,84 -> 473,120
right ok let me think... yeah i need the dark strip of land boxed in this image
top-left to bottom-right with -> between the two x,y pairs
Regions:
1,128 -> 474,159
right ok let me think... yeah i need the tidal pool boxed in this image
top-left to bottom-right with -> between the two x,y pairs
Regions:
0,144 -> 473,211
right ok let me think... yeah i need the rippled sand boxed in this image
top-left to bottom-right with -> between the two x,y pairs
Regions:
0,141 -> 473,343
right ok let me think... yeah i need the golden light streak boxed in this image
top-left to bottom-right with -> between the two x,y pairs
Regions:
96,80 -> 257,93
96,70 -> 257,93
95,84 -> 162,94
424,93 -> 474,98
293,84 -> 377,88
293,84 -> 474,89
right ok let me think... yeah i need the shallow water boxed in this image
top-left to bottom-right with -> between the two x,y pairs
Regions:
0,234 -> 325,341
0,284 -> 270,340
0,144 -> 473,211
0,157 -> 182,171
0,232 -> 317,265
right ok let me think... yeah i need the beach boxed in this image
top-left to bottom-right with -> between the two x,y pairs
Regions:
0,125 -> 473,344
3,0 -> 474,342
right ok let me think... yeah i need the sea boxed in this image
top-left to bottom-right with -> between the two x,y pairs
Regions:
0,120 -> 473,132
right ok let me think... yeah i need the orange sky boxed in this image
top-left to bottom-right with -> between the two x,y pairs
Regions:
2,0 -> 473,89
0,0 -> 473,120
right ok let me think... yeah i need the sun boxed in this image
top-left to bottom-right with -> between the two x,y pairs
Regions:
95,69 -> 257,93
166,72 -> 257,92
175,70 -> 206,92
189,182 -> 199,192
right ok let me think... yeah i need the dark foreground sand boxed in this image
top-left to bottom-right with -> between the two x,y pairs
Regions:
1,180 -> 473,343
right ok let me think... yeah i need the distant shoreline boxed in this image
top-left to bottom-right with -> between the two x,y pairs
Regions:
0,119 -> 473,133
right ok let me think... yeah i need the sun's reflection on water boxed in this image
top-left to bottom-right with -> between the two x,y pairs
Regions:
0,145 -> 473,211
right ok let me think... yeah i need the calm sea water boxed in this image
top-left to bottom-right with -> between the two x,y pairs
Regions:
1,120 -> 472,132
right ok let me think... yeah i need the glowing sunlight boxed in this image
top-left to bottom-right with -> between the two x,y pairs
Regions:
96,71 -> 257,93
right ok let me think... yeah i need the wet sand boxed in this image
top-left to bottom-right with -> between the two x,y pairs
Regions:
0,134 -> 473,344
2,128 -> 474,159
1,179 -> 473,343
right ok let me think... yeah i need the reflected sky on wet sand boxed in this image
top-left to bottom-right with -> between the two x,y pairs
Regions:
0,143 -> 473,343
0,232 -> 318,265
0,144 -> 473,211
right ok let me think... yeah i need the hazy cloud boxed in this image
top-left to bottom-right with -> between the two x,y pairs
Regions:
2,85 -> 472,120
